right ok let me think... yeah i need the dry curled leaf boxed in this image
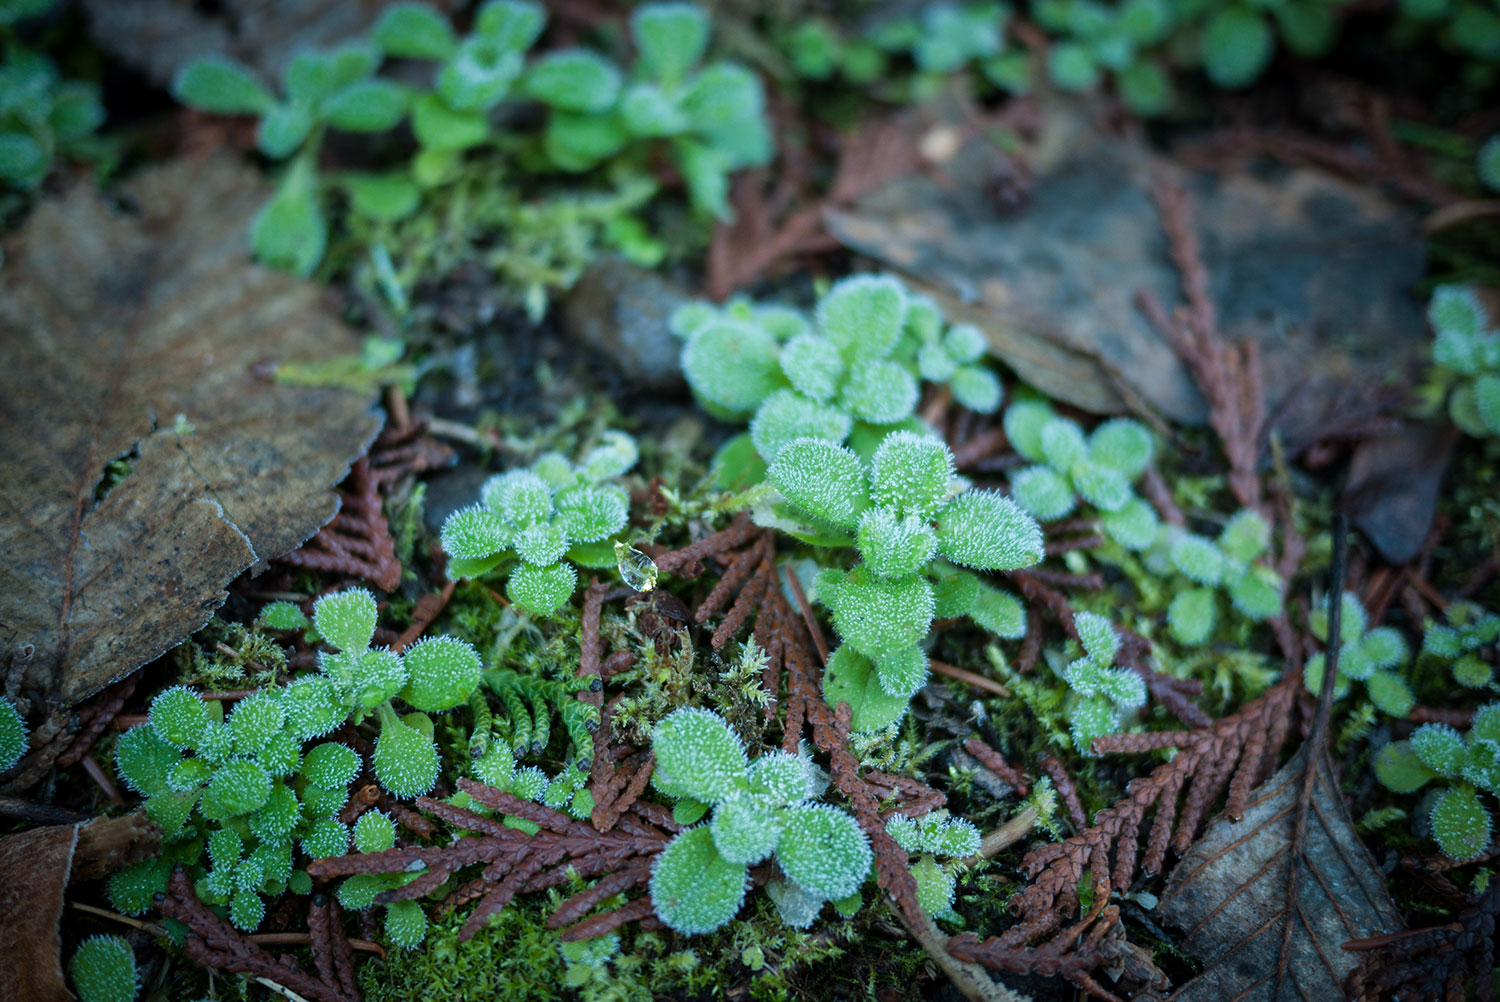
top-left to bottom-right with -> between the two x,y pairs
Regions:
0,155 -> 380,705
1158,745 -> 1402,1002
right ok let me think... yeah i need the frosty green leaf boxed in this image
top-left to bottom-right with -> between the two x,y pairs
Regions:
148,685 -> 208,750
840,359 -> 918,424
651,707 -> 748,803
314,588 -> 379,654
823,645 -> 910,732
710,792 -> 783,864
874,645 -> 929,698
751,390 -> 853,461
507,561 -> 577,615
524,50 -> 621,113
780,334 -> 846,402
819,565 -> 934,660
681,322 -> 786,419
401,635 -> 482,713
768,438 -> 869,530
209,759 -> 272,817
374,707 -> 441,798
70,935 -> 137,1002
373,3 -> 459,60
386,899 -> 428,949
815,276 -> 907,361
856,508 -> 937,579
869,431 -> 955,519
632,3 -> 710,86
1431,784 -> 1491,859
934,491 -> 1044,571
649,825 -> 748,934
173,57 -> 275,115
776,804 -> 871,900
1010,466 -> 1075,521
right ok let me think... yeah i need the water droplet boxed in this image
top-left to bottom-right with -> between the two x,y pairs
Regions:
614,541 -> 658,592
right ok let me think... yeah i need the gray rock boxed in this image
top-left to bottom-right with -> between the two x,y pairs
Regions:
560,257 -> 692,391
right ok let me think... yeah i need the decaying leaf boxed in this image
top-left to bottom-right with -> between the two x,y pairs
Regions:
0,813 -> 160,1002
0,155 -> 380,705
1157,744 -> 1403,1001
824,97 -> 1427,439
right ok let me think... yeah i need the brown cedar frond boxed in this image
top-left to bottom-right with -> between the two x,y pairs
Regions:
957,676 -> 1301,999
157,867 -> 361,1002
306,779 -> 671,943
1346,871 -> 1500,1002
963,738 -> 1030,796
279,457 -> 402,591
650,512 -> 759,577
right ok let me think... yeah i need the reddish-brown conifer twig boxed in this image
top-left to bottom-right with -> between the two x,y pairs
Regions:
391,580 -> 458,653
279,457 -> 402,591
1037,757 -> 1087,832
157,868 -> 361,1002
1141,180 -> 1267,513
957,675 -> 1301,999
649,512 -> 759,576
338,784 -> 381,826
308,779 -> 672,943
57,672 -> 140,768
964,738 -> 1030,796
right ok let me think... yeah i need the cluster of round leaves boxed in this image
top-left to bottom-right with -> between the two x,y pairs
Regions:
109,589 -> 482,932
1003,400 -> 1157,547
1151,510 -> 1285,646
767,431 -> 1043,732
1303,592 -> 1414,718
69,935 -> 138,1002
441,431 -> 637,615
310,588 -> 483,799
674,275 -> 1004,469
1422,601 -> 1500,689
328,809 -> 429,950
1061,612 -> 1148,755
1375,704 -> 1500,859
647,708 -> 872,934
0,695 -> 29,773
526,2 -> 772,220
1429,286 -> 1500,439
885,810 -> 982,916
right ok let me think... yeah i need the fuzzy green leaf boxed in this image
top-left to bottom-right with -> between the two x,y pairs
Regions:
70,934 -> 137,1002
1431,785 -> 1491,859
1010,465 -> 1075,521
779,334 -> 846,402
768,438 -> 869,530
651,707 -> 747,803
815,276 -> 907,362
524,50 -> 621,113
934,491 -> 1044,570
373,3 -> 458,60
869,431 -> 955,519
632,3 -> 710,85
681,322 -> 786,419
173,57 -> 275,115
400,635 -> 482,713
820,565 -> 934,660
649,826 -> 748,934
856,508 -> 937,579
751,390 -> 853,461
776,804 -> 872,899
823,645 -> 910,733
507,561 -> 577,615
710,792 -> 783,864
373,709 -> 441,798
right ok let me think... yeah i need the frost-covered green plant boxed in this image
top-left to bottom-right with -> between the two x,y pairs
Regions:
69,935 -> 138,1002
441,431 -> 637,616
528,2 -> 771,220
675,276 -> 1004,478
859,2 -> 1029,102
1375,703 -> 1500,859
1303,592 -> 1414,717
647,708 -> 871,933
767,432 -> 1043,731
170,1 -> 772,274
1421,601 -> 1500,689
1057,611 -> 1148,753
1427,285 -> 1500,438
885,810 -> 981,916
1004,399 -> 1158,549
1152,510 -> 1284,645
0,695 -> 29,771
109,589 -> 481,931
0,0 -> 107,190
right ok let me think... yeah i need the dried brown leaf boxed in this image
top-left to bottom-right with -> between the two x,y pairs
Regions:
0,156 -> 380,704
1158,745 -> 1402,1002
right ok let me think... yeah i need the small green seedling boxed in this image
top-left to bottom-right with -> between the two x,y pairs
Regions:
647,708 -> 871,933
1428,286 -> 1500,439
1155,510 -> 1284,645
441,431 -> 637,615
1421,601 -> 1500,689
767,431 -> 1043,731
1303,592 -> 1414,717
886,810 -> 982,916
1375,703 -> 1500,859
1004,400 -> 1157,543
1058,611 -> 1148,754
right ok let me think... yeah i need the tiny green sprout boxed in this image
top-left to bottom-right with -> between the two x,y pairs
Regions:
767,430 -> 1041,731
675,274 -> 1006,472
1427,285 -> 1500,438
1159,510 -> 1284,646
440,433 -> 636,615
1062,611 -> 1147,754
0,696 -> 29,771
1420,601 -> 1500,688
314,588 -> 380,655
353,810 -> 398,853
1303,592 -> 1413,717
647,708 -> 870,934
70,935 -> 138,1002
373,704 -> 441,799
1375,702 -> 1500,858
886,810 -> 981,915
258,600 -> 310,633
1005,401 -> 1155,530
